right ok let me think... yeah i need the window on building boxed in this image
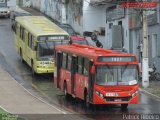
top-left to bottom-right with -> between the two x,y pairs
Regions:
118,21 -> 122,26
109,23 -> 113,29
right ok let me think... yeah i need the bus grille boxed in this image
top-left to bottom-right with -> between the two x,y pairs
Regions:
106,96 -> 132,102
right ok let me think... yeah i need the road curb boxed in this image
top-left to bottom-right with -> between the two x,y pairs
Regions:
139,88 -> 160,101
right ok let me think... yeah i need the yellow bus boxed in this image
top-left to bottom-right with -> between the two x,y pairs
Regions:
15,16 -> 70,74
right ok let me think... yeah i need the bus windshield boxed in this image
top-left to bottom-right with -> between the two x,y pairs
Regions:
95,65 -> 138,86
37,41 -> 68,61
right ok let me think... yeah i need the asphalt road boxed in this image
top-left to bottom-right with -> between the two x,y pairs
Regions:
0,18 -> 160,120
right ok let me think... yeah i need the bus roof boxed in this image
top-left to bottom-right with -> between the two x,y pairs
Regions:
56,44 -> 138,62
15,16 -> 69,37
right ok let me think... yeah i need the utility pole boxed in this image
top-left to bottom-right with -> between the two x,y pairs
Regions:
142,10 -> 149,88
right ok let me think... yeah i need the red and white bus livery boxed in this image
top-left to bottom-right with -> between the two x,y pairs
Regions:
54,44 -> 140,109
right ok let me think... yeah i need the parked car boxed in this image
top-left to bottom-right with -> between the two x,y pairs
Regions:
58,23 -> 89,45
0,7 -> 10,18
11,10 -> 32,31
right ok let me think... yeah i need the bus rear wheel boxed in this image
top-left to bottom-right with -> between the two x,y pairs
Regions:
121,104 -> 128,110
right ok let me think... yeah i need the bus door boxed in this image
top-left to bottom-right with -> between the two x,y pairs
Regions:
71,56 -> 77,95
88,61 -> 94,103
56,52 -> 62,88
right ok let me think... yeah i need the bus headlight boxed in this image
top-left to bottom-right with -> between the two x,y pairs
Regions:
96,91 -> 104,98
132,90 -> 139,97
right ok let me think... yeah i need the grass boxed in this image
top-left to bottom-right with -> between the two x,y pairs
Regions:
0,108 -> 25,120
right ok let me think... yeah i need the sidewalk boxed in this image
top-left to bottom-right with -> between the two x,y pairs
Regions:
0,65 -> 65,114
140,80 -> 160,99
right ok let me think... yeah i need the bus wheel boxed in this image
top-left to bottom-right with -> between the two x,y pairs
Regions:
85,94 -> 90,109
63,82 -> 69,98
121,104 -> 128,110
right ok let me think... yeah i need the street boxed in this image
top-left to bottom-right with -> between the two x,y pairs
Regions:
0,18 -> 160,120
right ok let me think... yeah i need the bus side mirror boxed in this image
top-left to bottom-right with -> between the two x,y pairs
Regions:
91,66 -> 95,75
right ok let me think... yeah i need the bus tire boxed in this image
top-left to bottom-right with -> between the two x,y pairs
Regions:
121,104 -> 128,110
20,49 -> 24,63
63,82 -> 69,98
85,93 -> 90,109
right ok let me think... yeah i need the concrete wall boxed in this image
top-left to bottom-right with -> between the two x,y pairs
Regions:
66,0 -> 83,34
83,1 -> 107,48
31,0 -> 62,23
83,0 -> 105,32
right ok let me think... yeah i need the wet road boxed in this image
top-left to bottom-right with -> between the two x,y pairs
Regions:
0,18 -> 160,120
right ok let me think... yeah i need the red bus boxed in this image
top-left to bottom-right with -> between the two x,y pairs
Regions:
54,44 -> 140,109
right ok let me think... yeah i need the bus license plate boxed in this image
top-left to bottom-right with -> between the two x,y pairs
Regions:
114,99 -> 121,102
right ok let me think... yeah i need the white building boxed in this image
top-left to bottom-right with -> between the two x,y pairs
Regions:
29,1 -> 129,50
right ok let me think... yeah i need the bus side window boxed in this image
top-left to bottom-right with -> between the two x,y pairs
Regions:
20,26 -> 25,41
67,54 -> 71,71
28,33 -> 31,47
28,33 -> 34,50
83,58 -> 89,76
78,56 -> 83,74
31,36 -> 35,50
20,26 -> 22,39
62,53 -> 67,69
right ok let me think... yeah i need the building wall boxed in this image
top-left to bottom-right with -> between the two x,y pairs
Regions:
83,0 -> 106,47
129,4 -> 160,70
148,25 -> 160,70
66,0 -> 83,35
83,1 -> 105,32
105,7 -> 130,50
31,0 -> 62,23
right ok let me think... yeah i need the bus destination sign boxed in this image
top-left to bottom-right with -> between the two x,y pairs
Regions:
39,35 -> 69,41
98,56 -> 136,62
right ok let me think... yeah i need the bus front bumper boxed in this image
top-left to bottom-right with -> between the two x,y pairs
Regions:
93,91 -> 139,105
36,68 -> 55,74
